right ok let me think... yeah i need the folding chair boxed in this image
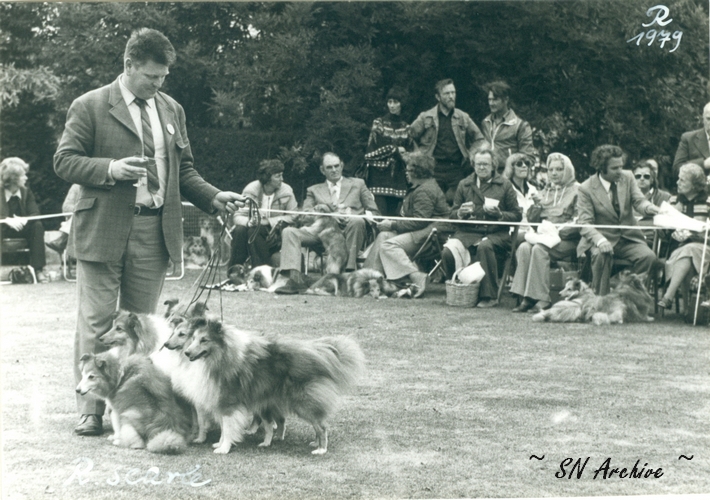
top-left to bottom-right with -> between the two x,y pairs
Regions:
1,237 -> 30,266
412,226 -> 445,279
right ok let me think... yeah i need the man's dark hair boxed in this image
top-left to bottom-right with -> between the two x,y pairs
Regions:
405,153 -> 436,179
434,79 -> 454,96
590,145 -> 626,174
256,159 -> 285,185
485,81 -> 511,100
124,28 -> 176,66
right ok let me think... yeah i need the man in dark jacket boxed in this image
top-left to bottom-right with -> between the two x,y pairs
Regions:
443,147 -> 522,307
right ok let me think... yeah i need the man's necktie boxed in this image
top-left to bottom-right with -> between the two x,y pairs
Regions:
610,181 -> 620,217
330,185 -> 339,205
7,195 -> 21,217
133,98 -> 160,194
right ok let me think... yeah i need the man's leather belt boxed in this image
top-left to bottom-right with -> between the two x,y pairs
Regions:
133,205 -> 163,216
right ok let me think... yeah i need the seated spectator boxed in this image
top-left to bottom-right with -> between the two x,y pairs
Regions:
363,153 -> 449,297
510,153 -> 580,312
441,147 -> 523,308
657,163 -> 710,310
0,157 -> 48,282
45,184 -> 81,255
228,159 -> 297,269
277,152 -> 379,292
672,102 -> 710,178
576,145 -> 659,295
632,159 -> 671,246
502,152 -> 538,221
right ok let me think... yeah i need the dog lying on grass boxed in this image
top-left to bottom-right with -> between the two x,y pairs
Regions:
306,268 -> 400,298
76,352 -> 191,454
176,316 -> 365,455
532,271 -> 654,325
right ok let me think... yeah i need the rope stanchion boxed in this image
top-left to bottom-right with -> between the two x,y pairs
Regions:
693,219 -> 710,326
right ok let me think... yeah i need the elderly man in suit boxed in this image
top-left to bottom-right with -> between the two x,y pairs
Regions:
673,102 -> 710,178
0,157 -> 48,282
277,152 -> 379,292
54,28 -> 244,436
577,145 -> 660,296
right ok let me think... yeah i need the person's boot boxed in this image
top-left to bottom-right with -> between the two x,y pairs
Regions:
410,271 -> 428,298
46,232 -> 69,254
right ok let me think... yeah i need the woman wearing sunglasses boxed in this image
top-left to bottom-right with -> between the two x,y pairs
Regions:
510,153 -> 580,313
502,152 -> 538,221
633,160 -> 671,218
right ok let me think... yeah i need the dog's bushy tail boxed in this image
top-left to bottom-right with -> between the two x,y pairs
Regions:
314,336 -> 365,391
146,430 -> 187,454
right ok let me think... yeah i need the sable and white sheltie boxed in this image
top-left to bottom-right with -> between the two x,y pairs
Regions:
307,268 -> 399,298
99,310 -> 173,358
76,352 -> 191,454
533,271 -> 654,325
178,317 -> 365,454
300,209 -> 348,275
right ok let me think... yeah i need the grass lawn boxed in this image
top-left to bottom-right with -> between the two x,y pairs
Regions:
2,269 -> 709,499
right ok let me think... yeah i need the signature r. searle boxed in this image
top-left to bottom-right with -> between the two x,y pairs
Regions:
64,457 -> 211,487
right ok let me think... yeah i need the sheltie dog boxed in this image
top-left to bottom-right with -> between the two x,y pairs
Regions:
306,269 -> 399,298
99,310 -> 173,358
183,236 -> 211,269
533,271 -> 654,325
180,317 -> 365,454
247,265 -> 280,290
300,209 -> 348,275
76,352 -> 191,454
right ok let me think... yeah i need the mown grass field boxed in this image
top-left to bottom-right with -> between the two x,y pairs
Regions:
1,269 -> 708,499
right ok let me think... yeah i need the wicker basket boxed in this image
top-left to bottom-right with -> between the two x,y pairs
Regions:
445,280 -> 480,307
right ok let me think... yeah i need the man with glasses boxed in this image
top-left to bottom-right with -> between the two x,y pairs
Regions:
442,147 -> 522,308
481,81 -> 535,172
276,152 -> 379,293
409,79 -> 486,204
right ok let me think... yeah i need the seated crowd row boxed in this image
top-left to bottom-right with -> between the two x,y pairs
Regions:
225,145 -> 709,313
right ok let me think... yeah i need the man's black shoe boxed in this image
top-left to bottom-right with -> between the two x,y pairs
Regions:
74,414 -> 103,436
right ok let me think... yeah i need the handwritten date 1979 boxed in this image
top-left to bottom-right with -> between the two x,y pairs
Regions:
627,5 -> 682,53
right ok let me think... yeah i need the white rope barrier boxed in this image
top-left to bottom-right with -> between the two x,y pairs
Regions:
259,208 -> 703,232
0,212 -> 72,224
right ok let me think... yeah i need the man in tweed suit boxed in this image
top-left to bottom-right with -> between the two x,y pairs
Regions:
55,29 -> 244,436
577,145 -> 660,295
277,152 -> 379,292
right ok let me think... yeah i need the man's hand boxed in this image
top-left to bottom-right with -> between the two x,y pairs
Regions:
598,240 -> 614,254
3,216 -> 27,232
703,157 -> 710,169
645,204 -> 661,216
110,156 -> 150,181
377,219 -> 393,232
212,191 -> 246,214
483,205 -> 502,219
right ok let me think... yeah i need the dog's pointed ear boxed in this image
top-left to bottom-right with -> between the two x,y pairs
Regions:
95,356 -> 106,370
207,319 -> 224,337
164,299 -> 179,317
79,353 -> 92,364
111,310 -> 121,321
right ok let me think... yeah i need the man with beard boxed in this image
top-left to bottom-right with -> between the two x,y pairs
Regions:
409,79 -> 486,204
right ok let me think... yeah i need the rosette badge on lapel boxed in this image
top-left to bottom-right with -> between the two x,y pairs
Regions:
166,124 -> 175,135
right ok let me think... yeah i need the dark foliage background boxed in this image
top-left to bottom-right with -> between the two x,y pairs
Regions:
1,1 -> 708,226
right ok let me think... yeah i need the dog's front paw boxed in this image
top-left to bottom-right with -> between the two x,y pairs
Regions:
213,444 -> 232,454
192,434 -> 207,444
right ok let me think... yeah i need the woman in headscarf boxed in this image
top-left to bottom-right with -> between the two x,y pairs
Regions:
657,163 -> 710,310
510,153 -> 580,312
363,86 -> 413,216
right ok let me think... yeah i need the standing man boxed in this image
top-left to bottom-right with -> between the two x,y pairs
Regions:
672,102 -> 710,177
480,81 -> 535,172
409,79 -> 486,203
576,145 -> 659,296
276,152 -> 379,293
54,28 -> 244,436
